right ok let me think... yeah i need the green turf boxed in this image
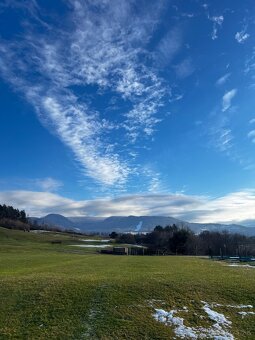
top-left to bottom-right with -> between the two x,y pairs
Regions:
0,227 -> 255,339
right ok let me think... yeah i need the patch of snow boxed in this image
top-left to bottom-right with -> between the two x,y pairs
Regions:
202,302 -> 231,325
152,301 -> 235,339
81,239 -> 111,242
153,309 -> 197,339
227,264 -> 255,269
69,244 -> 111,248
212,303 -> 253,309
135,221 -> 143,232
238,311 -> 255,318
148,299 -> 165,307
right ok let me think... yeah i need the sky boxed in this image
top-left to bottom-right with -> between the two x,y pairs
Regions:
0,0 -> 255,224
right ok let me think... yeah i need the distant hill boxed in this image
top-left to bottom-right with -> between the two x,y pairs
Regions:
94,215 -> 184,233
30,214 -> 76,229
69,216 -> 105,231
29,214 -> 255,236
188,222 -> 255,237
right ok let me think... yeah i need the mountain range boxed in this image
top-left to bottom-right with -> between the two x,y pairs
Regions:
29,214 -> 255,236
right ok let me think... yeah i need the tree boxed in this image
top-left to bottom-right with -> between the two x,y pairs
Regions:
19,210 -> 27,223
109,231 -> 118,239
0,204 -> 29,231
117,233 -> 136,244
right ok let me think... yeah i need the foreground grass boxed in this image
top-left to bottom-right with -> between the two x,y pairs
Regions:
0,228 -> 255,339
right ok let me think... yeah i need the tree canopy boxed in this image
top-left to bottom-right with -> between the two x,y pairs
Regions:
0,204 -> 27,223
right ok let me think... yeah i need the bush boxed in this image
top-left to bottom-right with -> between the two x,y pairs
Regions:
0,218 -> 30,231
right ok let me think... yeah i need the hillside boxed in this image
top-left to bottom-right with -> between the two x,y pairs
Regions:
30,214 -> 76,229
0,227 -> 255,339
30,214 -> 255,236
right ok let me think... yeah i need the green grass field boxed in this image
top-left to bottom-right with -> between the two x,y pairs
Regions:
0,227 -> 255,339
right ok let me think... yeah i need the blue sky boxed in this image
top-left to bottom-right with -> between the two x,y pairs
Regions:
0,0 -> 255,223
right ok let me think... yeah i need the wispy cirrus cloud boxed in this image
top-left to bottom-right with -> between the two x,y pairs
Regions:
222,89 -> 237,112
247,130 -> 255,143
205,105 -> 235,156
1,189 -> 255,225
156,27 -> 182,66
235,27 -> 250,44
35,177 -> 63,192
0,177 -> 63,192
41,96 -> 129,185
216,73 -> 231,86
209,15 -> 224,40
174,58 -> 194,79
208,112 -> 234,153
213,128 -> 233,152
0,0 -> 167,187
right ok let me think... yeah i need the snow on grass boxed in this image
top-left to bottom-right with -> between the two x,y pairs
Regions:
151,300 -> 255,339
209,303 -> 255,319
201,301 -> 231,326
227,264 -> 255,269
153,308 -> 197,339
211,303 -> 253,309
69,244 -> 111,248
238,311 -> 255,318
81,239 -> 111,242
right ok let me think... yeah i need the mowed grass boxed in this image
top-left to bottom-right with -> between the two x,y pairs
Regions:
0,228 -> 255,339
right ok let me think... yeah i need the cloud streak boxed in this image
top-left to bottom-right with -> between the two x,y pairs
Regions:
156,27 -> 182,66
35,177 -> 63,192
247,130 -> 255,143
216,73 -> 231,86
174,58 -> 194,79
222,89 -> 237,112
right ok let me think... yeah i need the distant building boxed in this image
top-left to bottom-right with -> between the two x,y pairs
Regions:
113,247 -> 128,255
100,246 -> 147,255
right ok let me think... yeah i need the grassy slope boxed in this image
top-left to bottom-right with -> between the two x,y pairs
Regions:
0,227 -> 255,339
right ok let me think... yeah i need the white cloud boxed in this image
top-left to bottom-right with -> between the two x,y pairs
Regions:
142,167 -> 163,193
0,0 -> 167,187
174,58 -> 194,79
181,13 -> 195,18
156,27 -> 182,66
206,107 -> 235,156
222,89 -> 237,112
35,177 -> 63,192
235,28 -> 250,44
249,118 -> 255,124
41,96 -> 129,185
194,190 -> 255,224
1,189 -> 255,225
244,50 -> 255,87
248,130 -> 255,138
0,177 -> 63,192
247,130 -> 255,143
209,117 -> 233,152
216,73 -> 231,86
216,128 -> 233,151
209,16 -> 224,40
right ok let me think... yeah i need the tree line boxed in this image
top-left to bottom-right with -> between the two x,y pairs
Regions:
0,204 -> 27,223
0,204 -> 82,234
111,225 -> 255,256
